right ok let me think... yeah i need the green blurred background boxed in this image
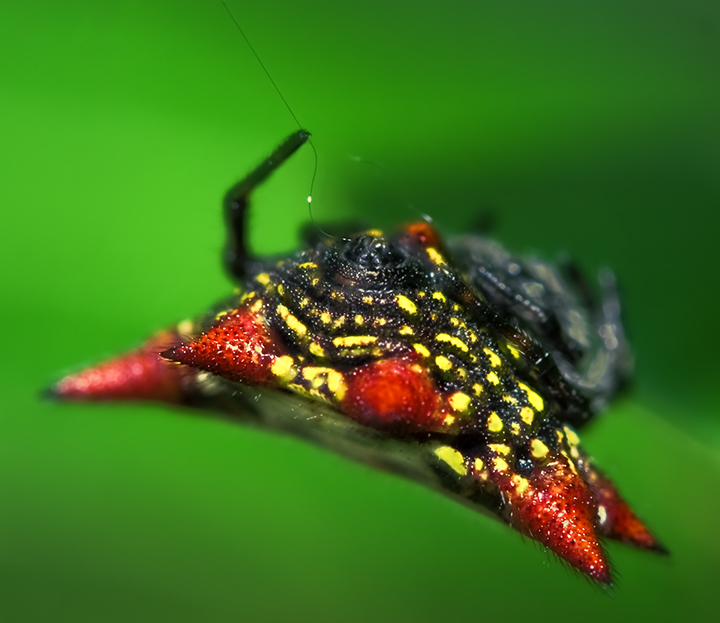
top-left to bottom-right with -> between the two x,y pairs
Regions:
2,0 -> 719,620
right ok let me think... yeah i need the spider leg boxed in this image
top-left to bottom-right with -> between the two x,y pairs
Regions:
223,130 -> 310,280
595,268 -> 633,399
558,256 -> 598,314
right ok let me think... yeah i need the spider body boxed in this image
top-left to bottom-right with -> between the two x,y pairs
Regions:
53,131 -> 664,584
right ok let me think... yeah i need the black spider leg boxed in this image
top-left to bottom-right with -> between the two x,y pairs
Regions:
469,263 -> 587,370
223,130 -> 310,280
444,269 -> 592,426
559,257 -> 598,312
555,259 -> 632,409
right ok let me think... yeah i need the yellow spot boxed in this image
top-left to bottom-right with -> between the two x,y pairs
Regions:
473,458 -> 485,473
503,395 -> 518,404
309,342 -> 325,358
396,294 -> 417,314
177,319 -> 194,336
301,366 -> 331,380
354,314 -> 364,325
564,426 -> 580,446
506,343 -> 521,359
518,382 -> 544,411
366,229 -> 383,237
449,317 -> 460,326
301,367 -> 345,400
399,325 -> 413,335
362,295 -> 374,304
432,291 -> 446,303
313,278 -> 320,286
530,439 -> 549,459
435,355 -> 452,371
493,457 -> 509,472
489,443 -> 510,455
298,262 -> 317,269
556,429 -> 565,444
570,446 -> 579,459
483,348 -> 502,368
277,284 -> 285,296
449,392 -> 471,412
443,414 -> 456,426
375,317 -> 387,326
299,297 -> 310,308
472,383 -> 484,396
511,422 -> 521,435
434,446 -> 466,475
215,310 -> 229,320
426,247 -> 446,265
567,457 -> 578,475
327,370 -> 346,401
333,335 -> 378,347
277,304 -> 307,337
239,290 -> 255,303
598,505 -> 608,525
413,343 -> 431,358
468,330 -> 478,343
520,407 -> 534,425
250,299 -> 263,314
512,475 -> 530,496
457,367 -> 467,380
320,312 -> 332,324
333,315 -> 346,328
287,382 -> 311,398
255,273 -> 270,285
436,333 -> 469,352
487,412 -> 503,432
271,356 -> 295,379
486,371 -> 500,386
417,291 -> 426,297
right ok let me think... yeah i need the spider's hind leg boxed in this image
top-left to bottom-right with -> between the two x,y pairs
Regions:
594,267 -> 633,400
558,259 -> 633,409
223,130 -> 310,280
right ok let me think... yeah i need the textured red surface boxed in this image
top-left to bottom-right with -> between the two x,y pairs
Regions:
163,306 -> 283,384
341,356 -> 443,432
401,221 -> 444,249
494,454 -> 611,584
593,472 -> 665,552
53,331 -> 186,403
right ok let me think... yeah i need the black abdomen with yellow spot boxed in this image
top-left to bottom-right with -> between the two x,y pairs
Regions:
238,227 -> 582,455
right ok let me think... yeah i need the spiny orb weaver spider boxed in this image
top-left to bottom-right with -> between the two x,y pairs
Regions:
52,130 -> 666,584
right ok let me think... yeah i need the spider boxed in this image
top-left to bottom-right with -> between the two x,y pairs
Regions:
52,130 -> 665,584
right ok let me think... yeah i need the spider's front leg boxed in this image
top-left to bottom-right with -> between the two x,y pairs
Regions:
223,130 -> 310,280
50,132 -> 309,404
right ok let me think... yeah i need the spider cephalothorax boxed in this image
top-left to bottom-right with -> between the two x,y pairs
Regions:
52,131 -> 665,584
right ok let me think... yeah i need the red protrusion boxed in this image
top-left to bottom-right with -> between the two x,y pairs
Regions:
491,454 -> 611,584
341,356 -> 443,433
592,472 -> 667,553
52,330 -> 188,403
162,305 -> 284,384
402,221 -> 444,249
